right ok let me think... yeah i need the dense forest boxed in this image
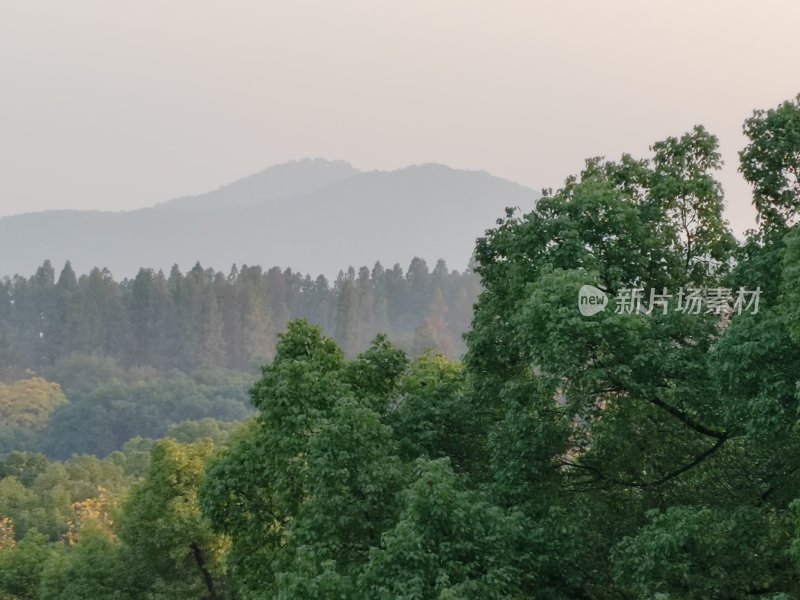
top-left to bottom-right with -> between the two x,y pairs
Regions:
0,95 -> 799,599
0,257 -> 480,372
0,258 -> 479,458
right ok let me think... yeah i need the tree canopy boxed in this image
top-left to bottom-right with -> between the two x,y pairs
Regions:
2,94 -> 800,599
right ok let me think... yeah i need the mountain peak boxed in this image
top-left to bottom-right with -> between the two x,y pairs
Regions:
156,158 -> 360,211
0,160 -> 539,279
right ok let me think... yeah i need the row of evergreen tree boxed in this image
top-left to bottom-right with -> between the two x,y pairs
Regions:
0,258 -> 480,373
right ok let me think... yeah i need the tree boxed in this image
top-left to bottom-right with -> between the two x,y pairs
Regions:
38,529 -> 127,600
463,114 -> 800,596
412,287 -> 455,357
118,439 -> 227,599
0,378 -> 66,431
200,321 -> 352,596
740,94 -> 800,232
199,320 -> 509,597
128,268 -> 172,367
334,268 -> 360,356
0,530 -> 53,600
386,353 -> 476,469
72,268 -> 129,359
50,261 -> 79,361
236,265 -> 274,368
43,371 -> 250,458
358,458 -> 524,599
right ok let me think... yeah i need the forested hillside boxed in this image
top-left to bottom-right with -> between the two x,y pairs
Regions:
0,257 -> 479,459
0,95 -> 799,599
0,257 -> 479,374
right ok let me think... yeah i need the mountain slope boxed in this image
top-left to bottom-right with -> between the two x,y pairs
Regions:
0,161 -> 538,278
156,158 -> 360,210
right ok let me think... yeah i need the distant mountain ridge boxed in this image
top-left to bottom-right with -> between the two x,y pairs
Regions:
157,158 -> 361,210
0,159 -> 539,278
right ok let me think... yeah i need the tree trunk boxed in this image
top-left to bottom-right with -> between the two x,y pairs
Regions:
190,542 -> 219,600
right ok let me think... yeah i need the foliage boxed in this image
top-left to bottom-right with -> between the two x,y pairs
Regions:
42,369 -> 252,458
2,94 -> 800,599
199,321 -> 466,598
740,94 -> 800,232
0,258 -> 478,373
458,97 -> 800,598
117,439 -> 228,599
0,379 -> 67,431
358,458 -> 524,599
0,435 -> 232,599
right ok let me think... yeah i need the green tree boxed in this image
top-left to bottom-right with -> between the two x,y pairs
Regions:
128,268 -> 172,367
118,439 -> 227,600
463,113 -> 800,597
0,530 -> 53,600
0,378 -> 67,432
359,458 -> 524,600
740,94 -> 800,232
334,268 -> 360,356
39,529 -> 128,600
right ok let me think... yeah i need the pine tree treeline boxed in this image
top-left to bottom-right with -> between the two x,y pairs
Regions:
0,258 -> 480,374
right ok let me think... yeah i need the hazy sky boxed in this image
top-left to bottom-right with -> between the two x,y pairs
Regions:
1,0 -> 798,234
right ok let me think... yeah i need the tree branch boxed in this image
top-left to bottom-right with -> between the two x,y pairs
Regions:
560,434 -> 728,490
646,396 -> 727,439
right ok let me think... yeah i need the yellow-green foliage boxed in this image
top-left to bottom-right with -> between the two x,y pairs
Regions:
0,378 -> 68,430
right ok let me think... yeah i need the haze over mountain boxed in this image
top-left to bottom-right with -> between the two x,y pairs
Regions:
158,158 -> 361,210
0,159 -> 538,278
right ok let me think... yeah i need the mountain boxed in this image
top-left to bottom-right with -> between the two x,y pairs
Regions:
0,160 -> 538,279
157,158 -> 361,210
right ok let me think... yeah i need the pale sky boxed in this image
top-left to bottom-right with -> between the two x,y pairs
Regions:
1,0 -> 799,235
